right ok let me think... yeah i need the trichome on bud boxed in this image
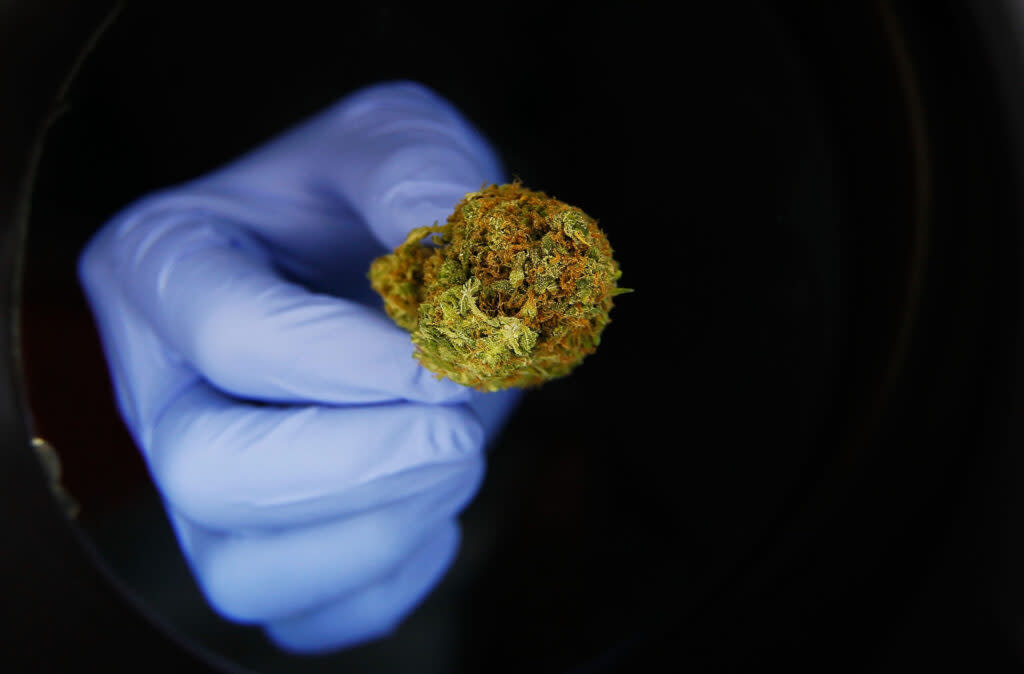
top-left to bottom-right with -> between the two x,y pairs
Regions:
369,182 -> 629,391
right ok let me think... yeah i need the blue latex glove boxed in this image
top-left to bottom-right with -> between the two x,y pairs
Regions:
78,82 -> 522,653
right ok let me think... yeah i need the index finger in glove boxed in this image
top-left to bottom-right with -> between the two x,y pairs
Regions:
96,212 -> 470,405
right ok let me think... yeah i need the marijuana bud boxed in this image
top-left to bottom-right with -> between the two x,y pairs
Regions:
369,182 -> 628,391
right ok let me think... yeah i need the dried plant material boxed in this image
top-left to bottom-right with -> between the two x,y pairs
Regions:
369,182 -> 629,391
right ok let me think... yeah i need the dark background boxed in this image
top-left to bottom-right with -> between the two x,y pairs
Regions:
7,1 -> 1024,672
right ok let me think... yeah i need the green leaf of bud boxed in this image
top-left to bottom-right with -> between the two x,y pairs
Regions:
368,182 -> 628,390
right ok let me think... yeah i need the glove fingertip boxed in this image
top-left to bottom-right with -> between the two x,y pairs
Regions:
405,365 -> 475,404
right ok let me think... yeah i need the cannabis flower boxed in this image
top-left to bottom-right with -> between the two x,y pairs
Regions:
369,182 -> 627,391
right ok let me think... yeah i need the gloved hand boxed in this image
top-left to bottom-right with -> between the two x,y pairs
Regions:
77,81 -> 522,653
